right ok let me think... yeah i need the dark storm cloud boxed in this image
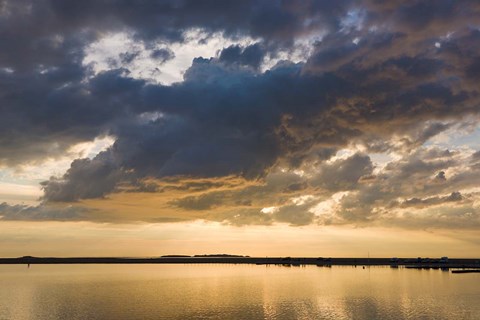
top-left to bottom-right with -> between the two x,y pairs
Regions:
40,150 -> 129,202
0,67 -> 143,165
0,0 -> 479,228
41,37 -> 480,201
0,0 -> 354,164
40,59 -> 358,201
1,0 -> 352,68
219,43 -> 265,69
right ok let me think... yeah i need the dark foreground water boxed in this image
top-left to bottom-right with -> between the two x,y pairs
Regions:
0,264 -> 479,320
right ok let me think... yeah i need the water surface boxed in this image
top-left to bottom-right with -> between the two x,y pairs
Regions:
0,264 -> 479,319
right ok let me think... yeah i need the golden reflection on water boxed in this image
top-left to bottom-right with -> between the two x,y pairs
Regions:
0,264 -> 479,320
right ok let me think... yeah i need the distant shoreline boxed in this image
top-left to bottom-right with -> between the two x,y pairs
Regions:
1,256 -> 480,269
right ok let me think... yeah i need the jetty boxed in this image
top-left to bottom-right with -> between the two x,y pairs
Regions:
451,269 -> 480,274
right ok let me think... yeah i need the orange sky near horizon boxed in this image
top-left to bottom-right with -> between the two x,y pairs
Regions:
1,220 -> 478,258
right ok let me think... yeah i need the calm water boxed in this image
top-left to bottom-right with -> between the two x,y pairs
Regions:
0,264 -> 479,320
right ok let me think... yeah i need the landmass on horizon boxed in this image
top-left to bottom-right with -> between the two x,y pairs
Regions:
2,255 -> 479,270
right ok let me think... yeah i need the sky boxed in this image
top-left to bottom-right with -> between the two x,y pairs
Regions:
1,0 -> 480,258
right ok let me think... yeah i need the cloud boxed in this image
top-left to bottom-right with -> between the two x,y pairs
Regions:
219,43 -> 265,69
1,0 -> 480,230
384,204 -> 480,230
310,153 -> 373,191
41,150 -> 130,202
0,202 -> 86,221
400,191 -> 463,208
149,48 -> 175,63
